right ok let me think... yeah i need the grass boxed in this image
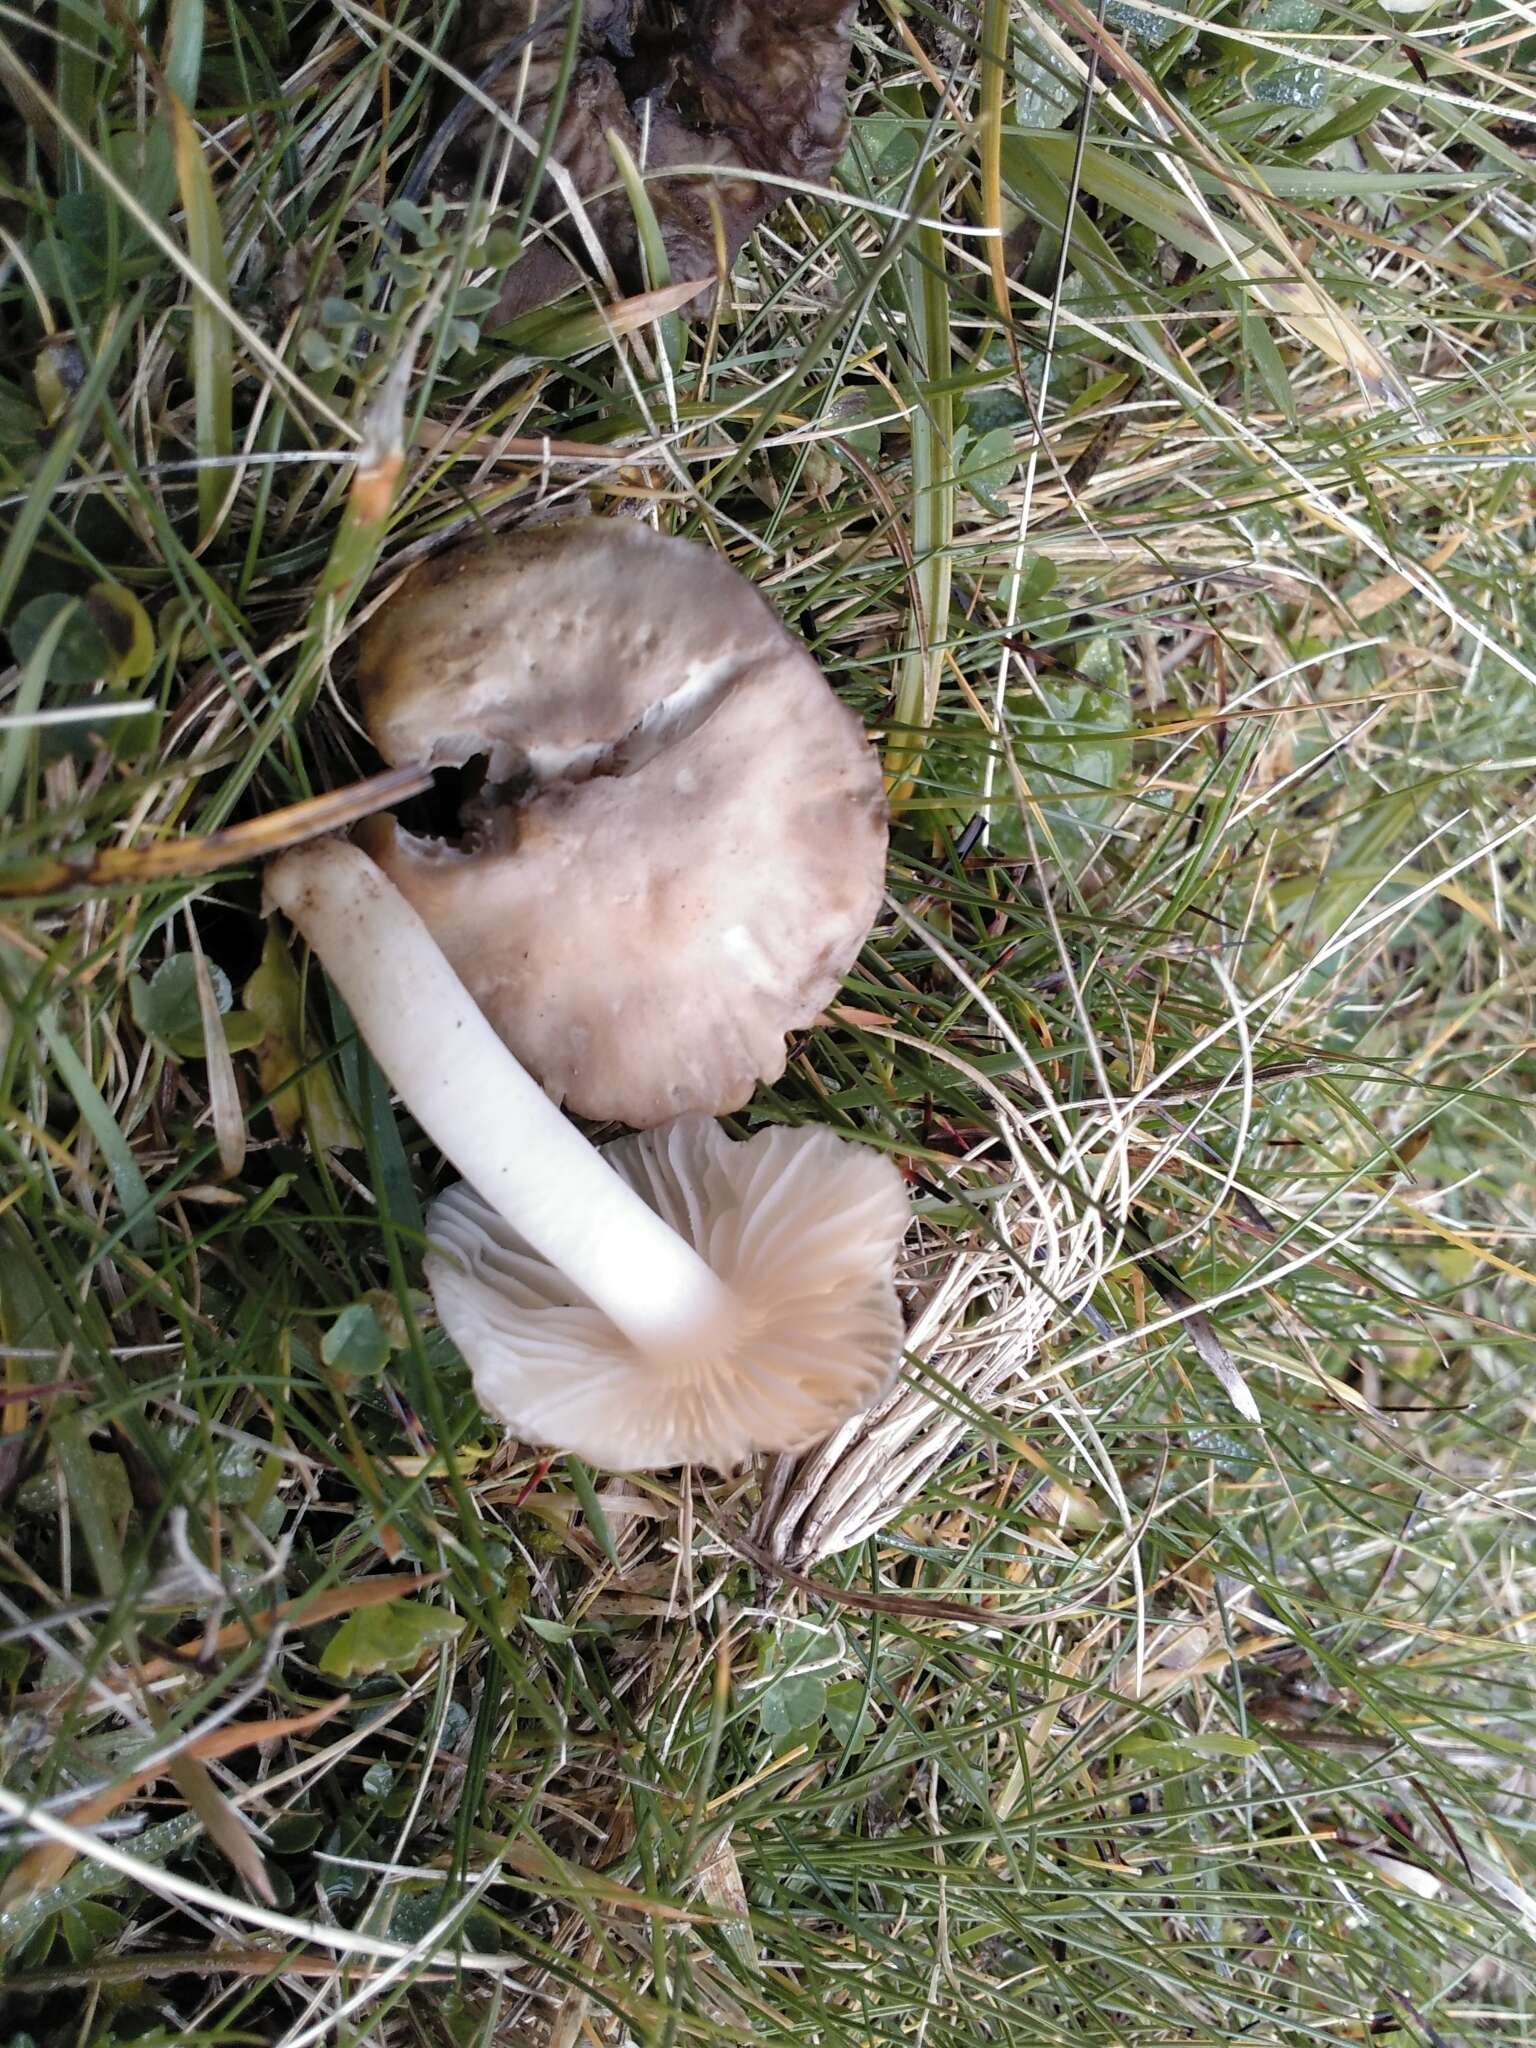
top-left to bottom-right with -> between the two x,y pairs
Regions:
1,0 -> 1534,2042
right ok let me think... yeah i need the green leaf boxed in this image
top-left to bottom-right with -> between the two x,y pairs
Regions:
827,388 -> 885,461
319,1819 -> 377,1899
321,295 -> 387,330
243,925 -> 362,1151
387,1889 -> 501,1954
522,1612 -> 577,1645
1234,2 -> 1330,104
17,1448 -> 132,1535
1249,59 -> 1329,105
219,1010 -> 265,1052
965,382 -> 1034,435
299,328 -> 337,372
1009,39 -> 1078,125
320,1301 -> 394,1379
7,592 -> 112,687
84,582 -> 155,683
491,281 -> 702,355
0,381 -> 45,457
60,1905 -> 97,1966
50,1416 -> 129,1594
1238,301 -> 1299,424
129,952 -> 234,1058
388,196 -> 432,240
1187,1428 -> 1261,1475
319,1599 -> 460,1678
32,193 -> 112,304
1301,84 -> 1399,151
1076,633 -> 1128,693
162,0 -> 205,106
1249,0 -> 1321,25
387,1890 -> 445,1947
1006,549 -> 1058,616
1102,0 -> 1181,46
162,1424 -> 274,1505
756,1667 -> 826,1744
0,603 -> 68,821
606,127 -> 684,367
755,1624 -> 832,1744
74,1901 -> 125,1944
954,422 -> 1019,510
841,112 -> 922,189
268,1811 -> 325,1855
824,1678 -> 872,1751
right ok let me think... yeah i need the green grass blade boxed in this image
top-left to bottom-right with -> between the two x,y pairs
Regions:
31,1003 -> 158,1253
167,90 -> 233,542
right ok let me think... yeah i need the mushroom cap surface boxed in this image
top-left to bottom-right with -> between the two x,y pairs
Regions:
425,1117 -> 908,1469
355,520 -> 887,1128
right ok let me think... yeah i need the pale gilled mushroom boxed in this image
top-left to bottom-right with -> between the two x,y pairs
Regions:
265,840 -> 908,1469
352,519 -> 888,1128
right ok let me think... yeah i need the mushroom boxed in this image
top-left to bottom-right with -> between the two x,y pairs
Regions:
265,838 -> 908,1469
444,1 -> 859,325
353,519 -> 888,1129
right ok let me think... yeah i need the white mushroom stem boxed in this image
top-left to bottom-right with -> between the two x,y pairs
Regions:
265,839 -> 740,1361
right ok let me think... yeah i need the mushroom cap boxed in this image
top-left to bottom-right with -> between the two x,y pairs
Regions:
425,1117 -> 908,1470
355,520 -> 887,1128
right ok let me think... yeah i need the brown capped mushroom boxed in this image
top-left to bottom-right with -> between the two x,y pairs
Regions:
446,1 -> 859,324
354,519 -> 887,1129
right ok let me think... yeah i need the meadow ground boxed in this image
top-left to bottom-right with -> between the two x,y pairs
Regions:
0,2 -> 1534,2043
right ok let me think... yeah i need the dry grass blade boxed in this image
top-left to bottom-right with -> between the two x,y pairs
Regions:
164,1752 -> 273,1906
22,1573 -> 446,1711
0,1698 -> 347,1908
186,910 -> 245,1179
886,177 -> 956,806
0,764 -> 432,897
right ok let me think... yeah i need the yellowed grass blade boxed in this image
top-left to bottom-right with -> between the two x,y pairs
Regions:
167,92 -> 234,542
